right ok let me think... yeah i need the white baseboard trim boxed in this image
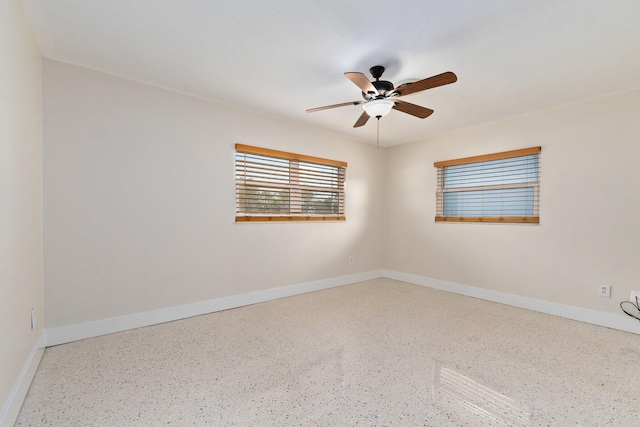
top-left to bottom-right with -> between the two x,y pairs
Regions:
0,332 -> 45,427
46,270 -> 384,347
383,270 -> 640,335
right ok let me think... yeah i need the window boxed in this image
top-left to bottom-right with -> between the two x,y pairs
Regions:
235,144 -> 346,222
434,147 -> 540,223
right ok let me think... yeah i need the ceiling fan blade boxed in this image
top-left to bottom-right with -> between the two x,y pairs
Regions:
353,111 -> 370,128
393,72 -> 457,97
392,99 -> 434,119
306,101 -> 363,113
344,72 -> 379,96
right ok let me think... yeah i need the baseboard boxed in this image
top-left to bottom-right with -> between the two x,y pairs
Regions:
383,270 -> 640,335
0,332 -> 46,427
46,270 -> 384,347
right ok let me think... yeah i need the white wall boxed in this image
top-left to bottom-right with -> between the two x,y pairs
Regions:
385,89 -> 640,317
42,59 -> 640,331
0,0 -> 44,424
43,59 -> 384,328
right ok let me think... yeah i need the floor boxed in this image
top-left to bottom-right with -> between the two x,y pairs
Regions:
15,279 -> 640,426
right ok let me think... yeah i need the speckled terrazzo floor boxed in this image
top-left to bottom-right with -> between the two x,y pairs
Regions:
15,278 -> 640,426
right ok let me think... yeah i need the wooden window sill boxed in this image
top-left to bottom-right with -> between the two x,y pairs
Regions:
236,216 -> 346,222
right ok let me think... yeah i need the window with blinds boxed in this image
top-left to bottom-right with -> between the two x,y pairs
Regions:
235,144 -> 346,222
434,147 -> 540,223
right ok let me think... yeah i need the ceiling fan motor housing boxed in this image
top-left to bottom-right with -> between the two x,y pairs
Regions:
362,80 -> 394,100
361,65 -> 395,100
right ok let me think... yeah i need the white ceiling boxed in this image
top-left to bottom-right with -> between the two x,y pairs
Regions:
20,0 -> 640,146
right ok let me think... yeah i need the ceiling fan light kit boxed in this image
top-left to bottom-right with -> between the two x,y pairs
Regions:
363,98 -> 394,118
306,65 -> 457,128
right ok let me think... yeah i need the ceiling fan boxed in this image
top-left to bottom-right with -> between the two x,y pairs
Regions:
306,65 -> 457,128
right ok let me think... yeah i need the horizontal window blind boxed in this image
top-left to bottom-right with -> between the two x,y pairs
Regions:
235,144 -> 346,222
435,147 -> 540,223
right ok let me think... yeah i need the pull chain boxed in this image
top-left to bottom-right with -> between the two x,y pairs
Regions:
376,116 -> 380,150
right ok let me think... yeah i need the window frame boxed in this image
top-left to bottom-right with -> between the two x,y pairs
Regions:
434,147 -> 541,224
235,144 -> 347,222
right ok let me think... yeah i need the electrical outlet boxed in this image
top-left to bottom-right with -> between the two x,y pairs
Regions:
598,284 -> 611,298
349,256 -> 355,265
630,291 -> 640,304
31,308 -> 36,330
